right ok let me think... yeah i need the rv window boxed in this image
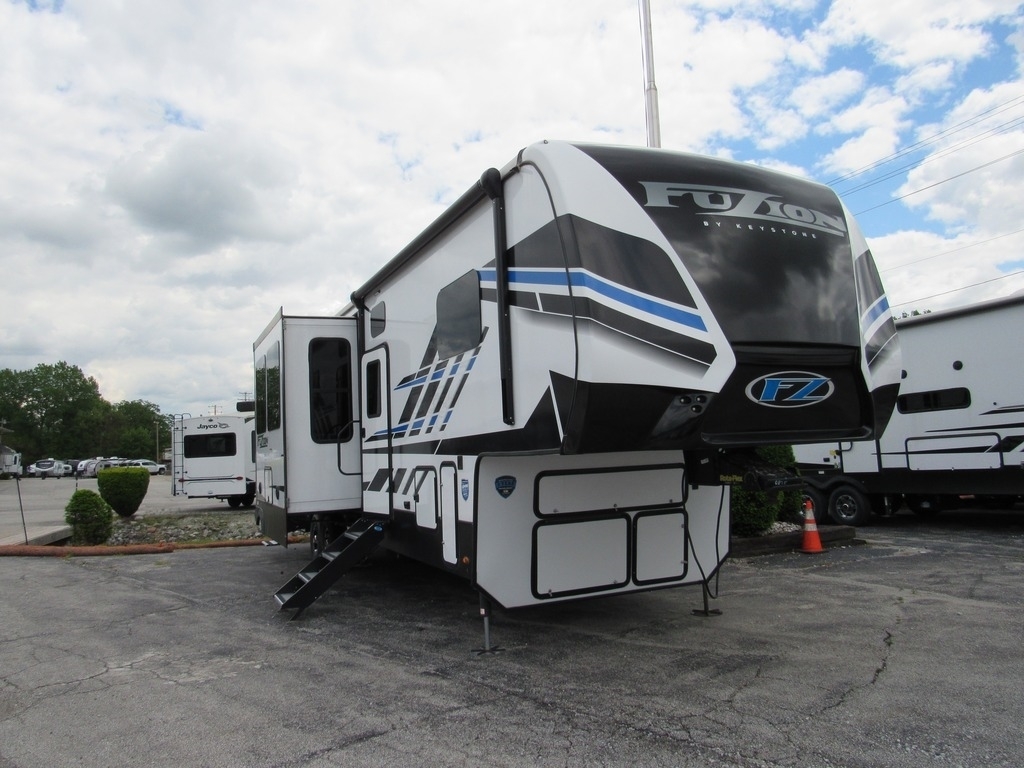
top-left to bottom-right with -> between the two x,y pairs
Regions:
184,433 -> 237,459
266,341 -> 282,432
255,354 -> 267,434
366,359 -> 382,419
436,270 -> 482,359
370,302 -> 386,338
308,338 -> 354,443
897,387 -> 971,414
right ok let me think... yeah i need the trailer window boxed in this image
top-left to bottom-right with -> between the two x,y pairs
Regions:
897,387 -> 970,414
370,302 -> 386,338
255,354 -> 267,433
436,270 -> 482,359
366,359 -> 382,419
184,433 -> 237,459
309,338 -> 354,443
266,341 -> 282,432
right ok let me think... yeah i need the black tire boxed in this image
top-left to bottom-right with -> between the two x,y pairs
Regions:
828,484 -> 872,526
227,496 -> 243,509
310,518 -> 327,557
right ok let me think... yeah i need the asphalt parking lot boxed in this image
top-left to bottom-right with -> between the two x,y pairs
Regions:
1,481 -> 1023,767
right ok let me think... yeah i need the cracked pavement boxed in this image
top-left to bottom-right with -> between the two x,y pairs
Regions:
1,509 -> 1023,767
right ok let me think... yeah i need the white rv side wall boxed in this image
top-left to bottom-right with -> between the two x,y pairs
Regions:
475,452 -> 728,609
283,317 -> 361,514
795,295 -> 1024,487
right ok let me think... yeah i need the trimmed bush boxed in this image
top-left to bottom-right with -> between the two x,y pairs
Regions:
730,445 -> 800,536
97,467 -> 150,518
65,489 -> 114,545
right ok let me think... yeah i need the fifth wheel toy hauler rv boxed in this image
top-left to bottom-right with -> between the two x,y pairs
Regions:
795,293 -> 1024,525
253,140 -> 900,625
171,414 -> 256,508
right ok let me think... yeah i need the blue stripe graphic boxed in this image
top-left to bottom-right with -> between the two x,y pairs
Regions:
481,268 -> 707,333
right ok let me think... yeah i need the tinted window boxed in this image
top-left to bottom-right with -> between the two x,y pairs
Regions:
897,387 -> 971,414
370,302 -> 386,338
255,354 -> 267,434
576,144 -> 859,346
366,359 -> 382,419
266,341 -> 281,432
436,270 -> 481,359
309,337 -> 353,443
184,433 -> 237,459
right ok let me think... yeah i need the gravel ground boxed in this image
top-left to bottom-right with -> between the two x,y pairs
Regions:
106,510 -> 266,546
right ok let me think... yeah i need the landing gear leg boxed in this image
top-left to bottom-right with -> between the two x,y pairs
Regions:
473,594 -> 503,656
691,580 -> 722,617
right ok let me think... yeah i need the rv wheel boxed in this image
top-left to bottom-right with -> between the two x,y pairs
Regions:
310,519 -> 327,557
828,485 -> 872,527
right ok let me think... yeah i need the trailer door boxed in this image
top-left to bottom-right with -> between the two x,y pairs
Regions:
361,345 -> 392,516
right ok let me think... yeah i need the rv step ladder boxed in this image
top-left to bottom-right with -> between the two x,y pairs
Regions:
274,517 -> 387,612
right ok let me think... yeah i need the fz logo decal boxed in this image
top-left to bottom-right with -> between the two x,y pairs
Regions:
745,372 -> 834,408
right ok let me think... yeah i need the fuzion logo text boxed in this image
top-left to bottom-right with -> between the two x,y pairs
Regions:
639,182 -> 847,237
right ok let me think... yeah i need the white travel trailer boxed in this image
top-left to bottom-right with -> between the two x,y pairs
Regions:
795,293 -> 1024,524
254,141 -> 899,632
171,414 -> 256,507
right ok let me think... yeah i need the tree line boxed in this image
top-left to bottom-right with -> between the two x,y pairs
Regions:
0,362 -> 169,464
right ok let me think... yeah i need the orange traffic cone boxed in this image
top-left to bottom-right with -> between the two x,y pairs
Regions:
799,498 -> 824,554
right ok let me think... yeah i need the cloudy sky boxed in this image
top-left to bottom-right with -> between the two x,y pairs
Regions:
1,0 -> 1022,417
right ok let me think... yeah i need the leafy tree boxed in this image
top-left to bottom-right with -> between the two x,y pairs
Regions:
0,362 -> 170,462
110,400 -> 166,459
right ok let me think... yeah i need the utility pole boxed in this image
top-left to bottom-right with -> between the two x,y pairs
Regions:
638,0 -> 662,148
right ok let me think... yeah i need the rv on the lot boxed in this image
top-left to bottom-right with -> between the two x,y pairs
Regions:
1,444 -> 21,477
253,140 -> 900,630
795,293 -> 1024,525
171,414 -> 255,507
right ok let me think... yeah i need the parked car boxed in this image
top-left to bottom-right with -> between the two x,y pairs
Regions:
126,459 -> 166,475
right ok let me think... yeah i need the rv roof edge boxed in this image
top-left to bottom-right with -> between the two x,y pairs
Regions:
350,169 -> 499,306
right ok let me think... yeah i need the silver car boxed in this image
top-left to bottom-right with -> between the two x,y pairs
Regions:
126,459 -> 166,475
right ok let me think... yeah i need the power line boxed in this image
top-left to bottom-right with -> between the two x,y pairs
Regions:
829,93 -> 1024,187
853,147 -> 1024,215
889,270 -> 1024,309
841,114 -> 1024,196
881,228 -> 1024,273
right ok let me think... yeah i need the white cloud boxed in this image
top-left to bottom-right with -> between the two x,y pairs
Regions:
0,0 -> 1022,417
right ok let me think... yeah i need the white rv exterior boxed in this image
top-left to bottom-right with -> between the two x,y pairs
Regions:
253,313 -> 362,548
255,141 -> 899,615
795,294 -> 1024,524
171,414 -> 256,507
1,444 -> 21,477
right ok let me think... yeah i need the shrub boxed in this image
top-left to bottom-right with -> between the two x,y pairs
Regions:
65,489 -> 114,545
729,445 -> 800,536
97,467 -> 150,518
731,484 -> 781,537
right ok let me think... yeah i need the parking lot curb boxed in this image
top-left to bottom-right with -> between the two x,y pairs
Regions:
0,535 -> 306,557
730,525 -> 860,557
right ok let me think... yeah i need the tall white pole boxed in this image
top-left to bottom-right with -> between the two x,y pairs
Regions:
638,0 -> 661,148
